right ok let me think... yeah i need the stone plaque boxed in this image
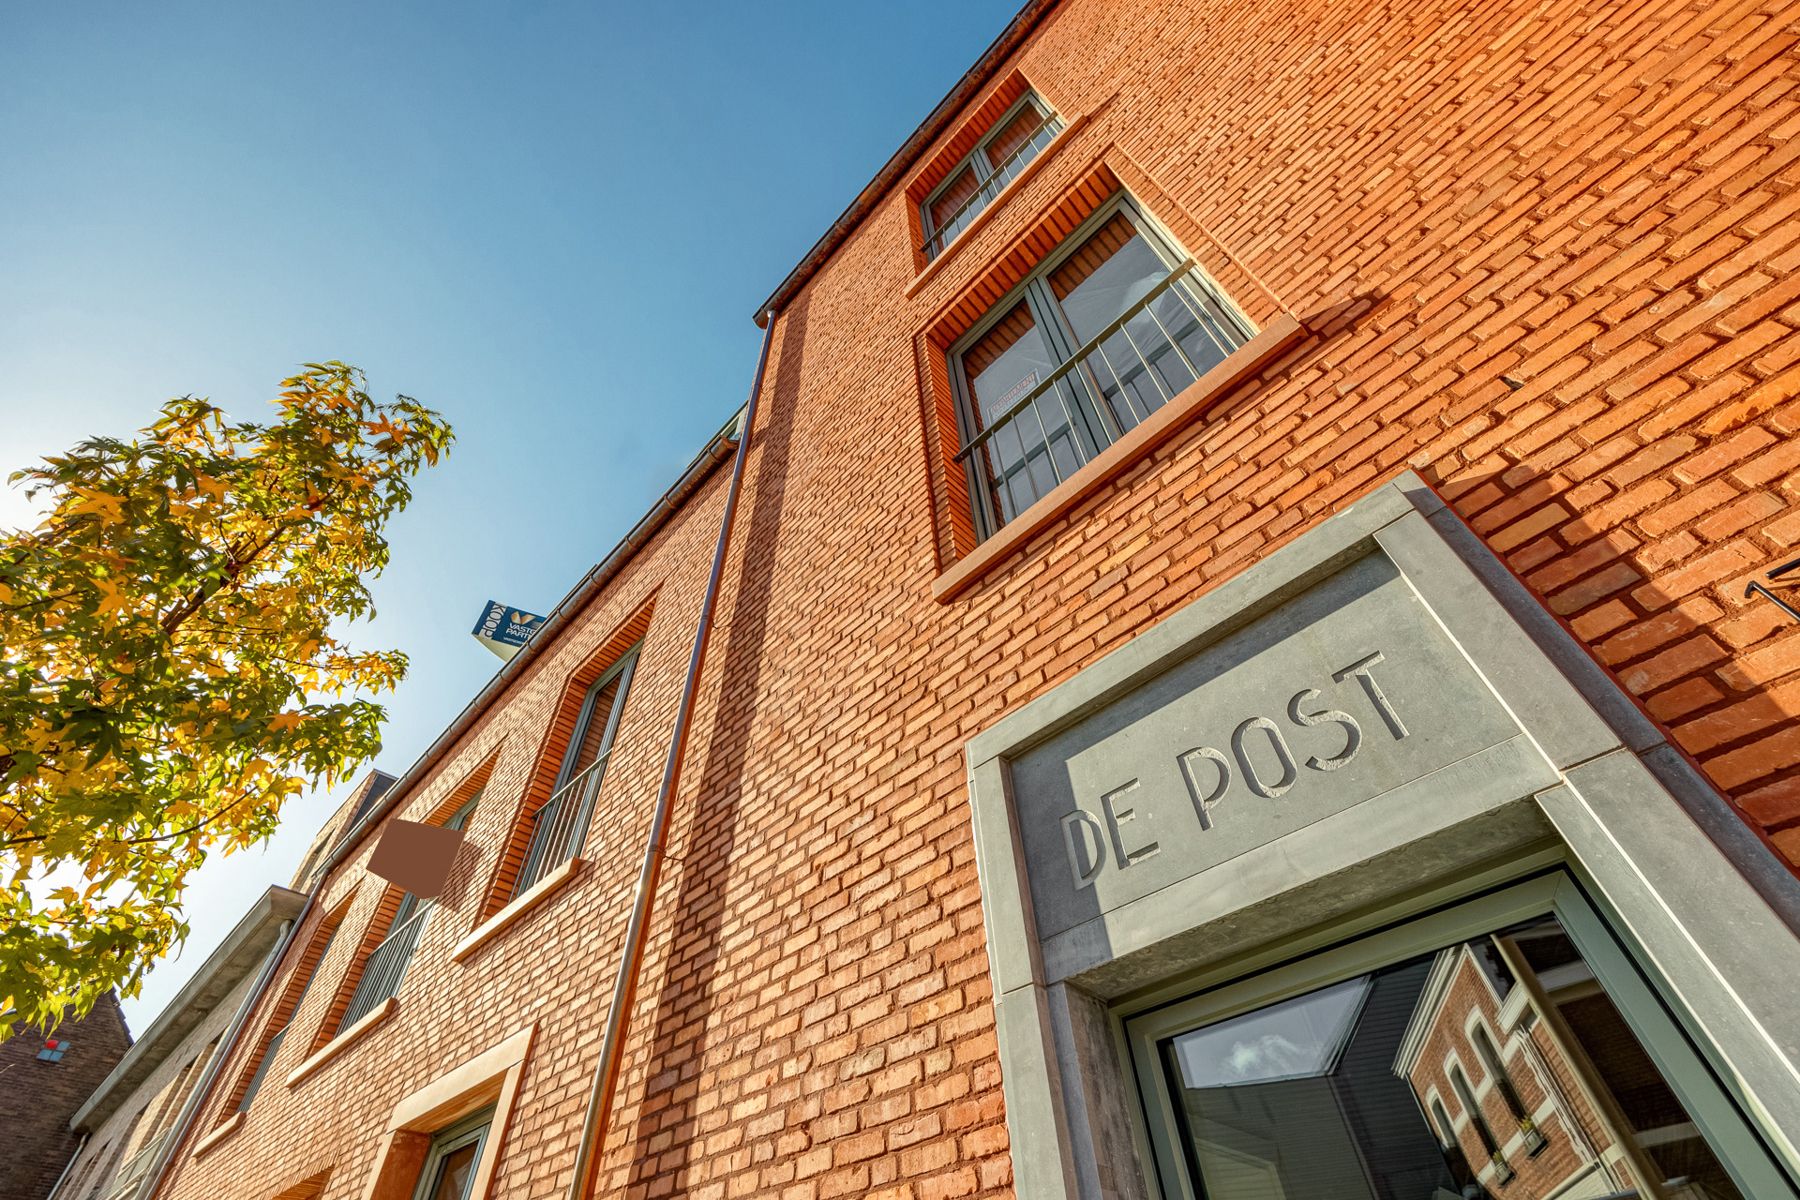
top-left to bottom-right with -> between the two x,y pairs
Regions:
1010,551 -> 1520,941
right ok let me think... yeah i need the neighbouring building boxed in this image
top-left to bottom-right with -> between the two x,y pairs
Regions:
2,996 -> 131,1200
47,888 -> 304,1200
146,0 -> 1800,1197
288,771 -> 399,895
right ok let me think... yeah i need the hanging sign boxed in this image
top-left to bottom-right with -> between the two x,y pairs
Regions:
471,600 -> 545,661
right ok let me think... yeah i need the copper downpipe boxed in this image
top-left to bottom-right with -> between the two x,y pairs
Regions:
566,305 -> 779,1200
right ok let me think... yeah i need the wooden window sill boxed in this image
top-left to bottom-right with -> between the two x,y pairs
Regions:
284,995 -> 398,1089
451,857 -> 584,964
905,111 -> 1092,299
192,1111 -> 245,1160
932,313 -> 1306,603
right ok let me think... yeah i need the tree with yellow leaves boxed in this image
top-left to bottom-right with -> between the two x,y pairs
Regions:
0,363 -> 452,1028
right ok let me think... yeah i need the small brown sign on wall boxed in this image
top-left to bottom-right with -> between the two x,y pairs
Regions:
367,819 -> 465,899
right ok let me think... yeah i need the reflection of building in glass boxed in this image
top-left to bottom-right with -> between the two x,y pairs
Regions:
1394,926 -> 1633,1199
1393,916 -> 1749,1200
1161,915 -> 1747,1199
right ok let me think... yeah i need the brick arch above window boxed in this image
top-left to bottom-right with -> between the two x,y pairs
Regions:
267,1169 -> 330,1200
904,69 -> 1069,269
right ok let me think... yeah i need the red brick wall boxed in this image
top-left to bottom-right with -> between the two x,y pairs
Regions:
159,0 -> 1800,1198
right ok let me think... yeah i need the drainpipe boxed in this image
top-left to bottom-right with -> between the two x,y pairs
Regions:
566,306 -> 779,1200
45,1132 -> 88,1200
134,914 -> 304,1200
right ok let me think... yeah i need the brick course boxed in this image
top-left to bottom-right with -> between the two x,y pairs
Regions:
158,0 -> 1800,1197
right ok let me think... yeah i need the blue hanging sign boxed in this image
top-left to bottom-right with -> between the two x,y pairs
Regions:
471,600 -> 545,661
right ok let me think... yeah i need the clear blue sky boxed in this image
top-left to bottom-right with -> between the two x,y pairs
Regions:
1,0 -> 1021,1032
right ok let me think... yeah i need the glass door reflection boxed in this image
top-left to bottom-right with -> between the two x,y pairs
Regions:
1158,913 -> 1754,1200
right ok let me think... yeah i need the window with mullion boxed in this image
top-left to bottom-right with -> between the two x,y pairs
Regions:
950,195 -> 1255,538
237,926 -> 336,1112
921,93 -> 1063,261
512,647 -> 638,897
337,797 -> 479,1030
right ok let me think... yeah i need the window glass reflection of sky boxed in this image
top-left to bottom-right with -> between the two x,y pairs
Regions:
1173,976 -> 1374,1088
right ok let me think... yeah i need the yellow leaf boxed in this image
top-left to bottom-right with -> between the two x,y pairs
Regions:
67,486 -> 125,525
266,712 -> 303,733
93,577 -> 130,618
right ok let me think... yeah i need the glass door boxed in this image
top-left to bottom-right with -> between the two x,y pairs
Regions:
1126,875 -> 1799,1200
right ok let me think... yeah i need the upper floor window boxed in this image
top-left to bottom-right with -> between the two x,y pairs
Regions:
233,912 -> 342,1113
920,93 -> 1063,262
1471,1020 -> 1547,1152
950,195 -> 1254,538
335,795 -> 479,1031
511,645 -> 638,897
1449,1061 -> 1512,1179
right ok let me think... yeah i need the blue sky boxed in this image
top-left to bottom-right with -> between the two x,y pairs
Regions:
1,0 -> 1021,1031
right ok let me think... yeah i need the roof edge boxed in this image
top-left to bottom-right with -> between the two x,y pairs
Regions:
72,885 -> 306,1133
753,0 -> 1060,327
321,405 -> 748,874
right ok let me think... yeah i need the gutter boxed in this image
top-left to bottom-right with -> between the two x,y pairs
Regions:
134,915 -> 298,1200
44,1134 -> 87,1200
753,0 -> 1059,326
323,406 -> 746,874
147,3 -> 1045,1185
71,886 -> 305,1134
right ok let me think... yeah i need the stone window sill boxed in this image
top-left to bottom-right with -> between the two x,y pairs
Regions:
932,313 -> 1306,603
285,995 -> 398,1089
192,1111 -> 244,1160
905,111 -> 1092,299
451,857 -> 584,964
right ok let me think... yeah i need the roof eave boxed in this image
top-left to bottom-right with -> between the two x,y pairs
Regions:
753,0 -> 1061,327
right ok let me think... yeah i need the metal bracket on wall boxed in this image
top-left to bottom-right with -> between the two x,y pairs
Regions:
1744,555 -> 1800,624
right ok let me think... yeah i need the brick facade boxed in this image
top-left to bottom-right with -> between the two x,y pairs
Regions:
2,996 -> 131,1200
155,0 -> 1800,1197
52,888 -> 302,1200
54,979 -> 248,1200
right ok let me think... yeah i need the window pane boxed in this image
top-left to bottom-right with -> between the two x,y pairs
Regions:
1161,913 -> 1749,1200
986,103 -> 1046,166
567,670 -> 628,779
1046,212 -> 1231,430
425,1143 -> 480,1200
963,303 -> 1056,428
960,303 -> 1086,523
237,1025 -> 285,1112
518,655 -> 636,897
1048,212 -> 1170,344
927,165 -> 981,246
